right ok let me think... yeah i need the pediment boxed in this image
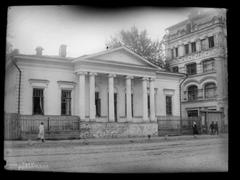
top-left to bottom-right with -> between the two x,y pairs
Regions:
77,46 -> 160,69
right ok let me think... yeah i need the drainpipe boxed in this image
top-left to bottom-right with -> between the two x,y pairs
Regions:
12,57 -> 21,114
179,73 -> 188,134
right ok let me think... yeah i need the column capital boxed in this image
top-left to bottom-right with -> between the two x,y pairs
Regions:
126,75 -> 134,80
142,77 -> 149,81
89,72 -> 98,76
77,71 -> 88,75
108,74 -> 116,78
149,77 -> 156,81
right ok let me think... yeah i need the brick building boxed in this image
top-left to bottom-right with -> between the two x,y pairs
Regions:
164,8 -> 228,130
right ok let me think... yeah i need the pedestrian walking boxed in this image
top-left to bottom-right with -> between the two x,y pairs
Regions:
192,121 -> 198,137
38,122 -> 45,142
214,121 -> 219,135
209,121 -> 214,135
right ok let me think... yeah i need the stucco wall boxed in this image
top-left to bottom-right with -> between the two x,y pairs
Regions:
155,75 -> 180,116
4,66 -> 18,113
19,64 -> 76,115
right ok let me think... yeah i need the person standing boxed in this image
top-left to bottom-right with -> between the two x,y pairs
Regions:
192,121 -> 198,137
214,121 -> 219,135
209,121 -> 214,135
38,122 -> 45,142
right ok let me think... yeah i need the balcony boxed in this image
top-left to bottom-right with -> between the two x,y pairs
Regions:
183,88 -> 217,102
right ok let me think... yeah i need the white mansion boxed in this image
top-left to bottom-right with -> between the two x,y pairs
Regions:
5,45 -> 183,137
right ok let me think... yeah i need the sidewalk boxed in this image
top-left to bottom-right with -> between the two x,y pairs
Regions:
4,133 -> 228,148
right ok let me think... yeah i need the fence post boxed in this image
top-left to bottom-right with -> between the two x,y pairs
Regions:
48,117 -> 50,132
17,114 -> 21,140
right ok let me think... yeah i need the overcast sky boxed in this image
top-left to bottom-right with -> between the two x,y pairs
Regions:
7,6 -> 199,57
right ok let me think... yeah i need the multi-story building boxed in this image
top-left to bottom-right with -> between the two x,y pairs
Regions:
164,8 -> 228,130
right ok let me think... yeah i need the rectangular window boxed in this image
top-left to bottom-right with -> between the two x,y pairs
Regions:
187,110 -> 198,117
208,36 -> 215,48
95,92 -> 101,117
186,63 -> 197,75
166,96 -> 172,116
201,39 -> 207,51
33,88 -> 44,115
171,49 -> 174,59
175,47 -> 178,57
148,94 -> 150,117
184,44 -> 189,55
172,66 -> 179,73
191,42 -> 196,53
203,59 -> 215,72
61,90 -> 71,115
131,93 -> 134,117
125,93 -> 134,117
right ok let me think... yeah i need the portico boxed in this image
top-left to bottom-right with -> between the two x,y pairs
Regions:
76,71 -> 157,122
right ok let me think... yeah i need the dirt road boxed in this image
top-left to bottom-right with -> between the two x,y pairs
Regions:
4,136 -> 228,173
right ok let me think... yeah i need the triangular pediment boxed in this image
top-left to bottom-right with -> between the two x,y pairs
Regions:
77,46 -> 160,69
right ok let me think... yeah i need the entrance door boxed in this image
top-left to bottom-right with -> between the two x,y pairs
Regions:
114,93 -> 117,122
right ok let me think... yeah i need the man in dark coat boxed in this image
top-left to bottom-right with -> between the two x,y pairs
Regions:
214,121 -> 219,135
209,121 -> 214,135
192,121 -> 198,136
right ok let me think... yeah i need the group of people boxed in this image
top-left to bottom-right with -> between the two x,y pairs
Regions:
209,121 -> 219,135
192,121 -> 219,136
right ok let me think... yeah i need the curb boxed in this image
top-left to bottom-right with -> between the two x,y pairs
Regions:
4,134 -> 227,148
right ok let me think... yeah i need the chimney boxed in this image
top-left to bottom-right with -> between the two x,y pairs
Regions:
35,46 -> 43,56
59,44 -> 67,57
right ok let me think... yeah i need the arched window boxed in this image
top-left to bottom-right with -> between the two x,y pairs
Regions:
204,83 -> 217,99
188,85 -> 198,101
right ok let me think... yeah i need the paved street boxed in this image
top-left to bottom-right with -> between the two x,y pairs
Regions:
4,135 -> 228,173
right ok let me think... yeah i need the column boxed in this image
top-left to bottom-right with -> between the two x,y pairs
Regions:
108,74 -> 116,122
89,72 -> 97,121
142,77 -> 148,121
149,78 -> 155,121
78,71 -> 87,120
126,76 -> 133,121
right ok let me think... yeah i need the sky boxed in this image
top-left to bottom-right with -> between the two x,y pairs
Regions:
7,6 -> 197,57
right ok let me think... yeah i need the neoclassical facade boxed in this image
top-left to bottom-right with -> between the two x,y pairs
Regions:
5,46 -> 183,137
164,9 -> 228,127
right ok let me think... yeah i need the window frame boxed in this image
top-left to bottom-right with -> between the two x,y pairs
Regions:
191,42 -> 196,53
175,47 -> 178,57
202,59 -> 215,73
186,63 -> 197,75
184,44 -> 189,55
33,88 -> 44,115
166,95 -> 173,116
204,83 -> 217,99
172,66 -> 179,73
61,90 -> 72,116
208,36 -> 215,48
187,85 -> 198,101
